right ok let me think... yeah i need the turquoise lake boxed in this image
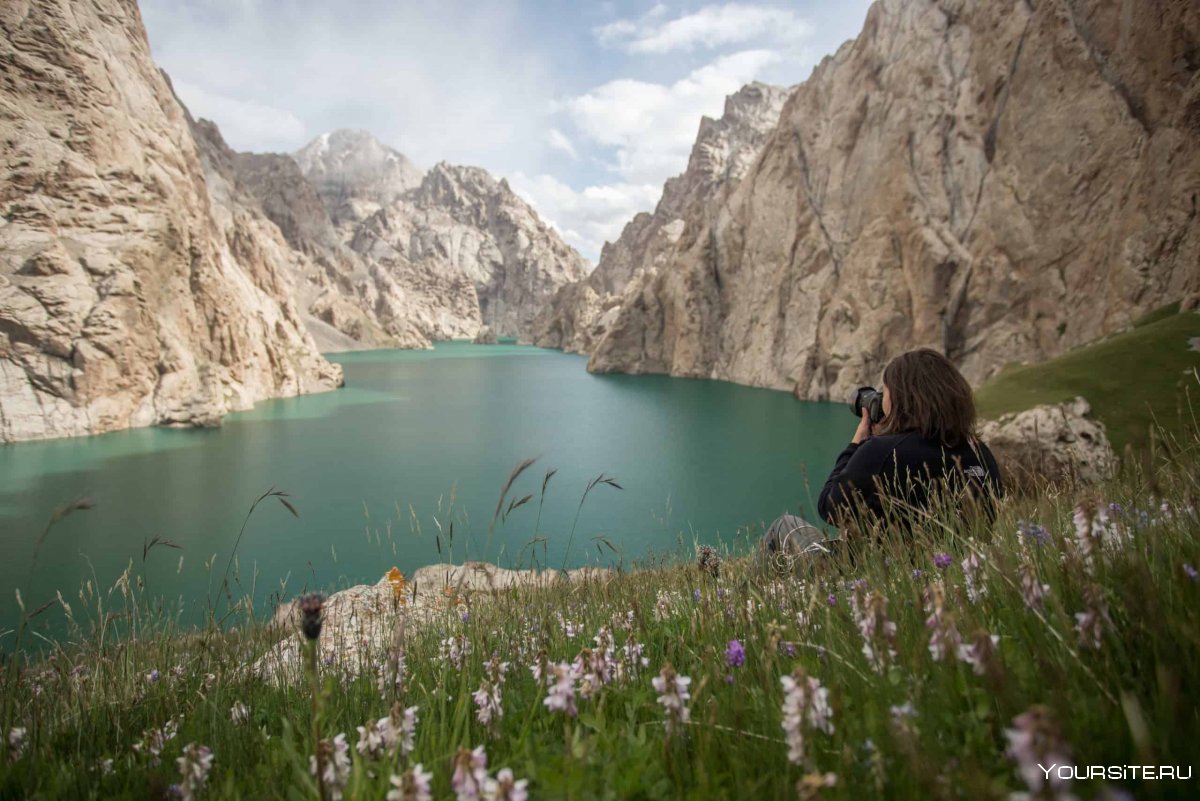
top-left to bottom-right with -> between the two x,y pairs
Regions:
0,343 -> 853,642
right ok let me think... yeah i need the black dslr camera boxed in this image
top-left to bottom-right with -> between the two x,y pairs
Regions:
851,386 -> 885,424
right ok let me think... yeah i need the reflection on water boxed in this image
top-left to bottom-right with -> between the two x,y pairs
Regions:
0,343 -> 853,640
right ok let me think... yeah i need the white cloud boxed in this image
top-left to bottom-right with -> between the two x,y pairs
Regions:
565,49 -> 780,184
138,0 -> 872,264
510,172 -> 662,264
596,3 -> 811,54
545,128 -> 578,160
141,0 -> 557,172
172,80 -> 307,152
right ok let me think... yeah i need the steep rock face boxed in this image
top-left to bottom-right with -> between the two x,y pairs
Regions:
0,0 -> 341,443
585,0 -> 1200,401
293,133 -> 589,342
203,127 -> 429,351
368,163 -> 590,339
534,83 -> 791,354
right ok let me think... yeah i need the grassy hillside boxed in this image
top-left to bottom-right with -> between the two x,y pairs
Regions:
976,304 -> 1200,451
3,437 -> 1200,800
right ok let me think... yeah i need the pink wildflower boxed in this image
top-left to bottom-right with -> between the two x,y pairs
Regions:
310,733 -> 351,801
175,743 -> 214,801
849,587 -> 897,672
1005,706 -> 1075,799
1019,561 -> 1049,610
388,764 -> 433,801
451,746 -> 489,801
651,664 -> 691,734
484,767 -> 529,801
923,583 -> 967,663
780,668 -> 833,765
542,662 -> 578,716
473,655 -> 510,732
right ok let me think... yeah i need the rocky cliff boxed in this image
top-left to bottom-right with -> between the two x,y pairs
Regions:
196,123 -> 432,351
292,131 -> 588,342
534,82 -> 791,354
0,0 -> 342,443
579,0 -> 1200,402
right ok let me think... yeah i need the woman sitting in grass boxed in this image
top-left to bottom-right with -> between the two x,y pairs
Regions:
764,348 -> 1004,563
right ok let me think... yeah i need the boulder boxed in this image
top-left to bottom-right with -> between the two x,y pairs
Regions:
978,397 -> 1117,490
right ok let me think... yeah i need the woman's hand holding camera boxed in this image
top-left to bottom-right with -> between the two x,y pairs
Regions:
851,408 -> 873,445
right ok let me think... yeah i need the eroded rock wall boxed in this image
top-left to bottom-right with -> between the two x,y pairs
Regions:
0,0 -> 341,442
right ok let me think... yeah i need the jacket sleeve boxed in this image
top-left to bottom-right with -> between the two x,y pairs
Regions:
818,439 -> 892,525
979,441 -> 1005,498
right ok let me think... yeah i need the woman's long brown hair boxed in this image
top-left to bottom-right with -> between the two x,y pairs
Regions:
875,348 -> 977,447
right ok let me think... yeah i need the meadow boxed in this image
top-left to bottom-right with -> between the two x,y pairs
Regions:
974,304 -> 1200,451
3,423 -> 1199,801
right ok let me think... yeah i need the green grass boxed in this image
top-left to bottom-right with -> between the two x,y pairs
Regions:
976,305 -> 1200,451
2,428 -> 1200,800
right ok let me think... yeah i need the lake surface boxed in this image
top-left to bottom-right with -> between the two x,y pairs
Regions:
0,343 -> 853,641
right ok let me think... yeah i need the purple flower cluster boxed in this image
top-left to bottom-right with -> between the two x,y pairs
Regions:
1017,521 -> 1051,547
724,639 -> 745,669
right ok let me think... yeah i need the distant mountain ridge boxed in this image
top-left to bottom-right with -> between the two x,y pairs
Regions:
286,130 -> 589,344
292,129 -> 424,228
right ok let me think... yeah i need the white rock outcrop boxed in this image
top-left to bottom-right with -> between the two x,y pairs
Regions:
0,0 -> 342,442
260,563 -> 614,679
978,397 -> 1116,489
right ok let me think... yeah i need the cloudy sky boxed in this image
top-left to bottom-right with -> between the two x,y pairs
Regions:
142,1 -> 872,263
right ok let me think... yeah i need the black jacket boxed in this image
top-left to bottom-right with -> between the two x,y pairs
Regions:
817,431 -> 1003,528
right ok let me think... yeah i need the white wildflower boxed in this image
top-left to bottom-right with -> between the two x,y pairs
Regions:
377,650 -> 407,700
451,745 -> 489,801
849,587 -> 897,672
473,656 -> 510,733
440,635 -> 471,669
483,767 -> 529,801
388,764 -> 434,801
960,631 -> 1001,676
1019,561 -> 1050,610
133,716 -> 181,766
923,583 -> 968,663
556,612 -> 582,639
961,552 -> 987,602
651,664 -> 691,734
542,662 -> 578,716
617,634 -> 649,681
780,669 -> 833,765
229,702 -> 250,726
399,705 -> 419,756
8,727 -> 27,761
175,743 -> 214,801
653,590 -> 680,622
1005,706 -> 1075,800
356,716 -> 398,759
310,733 -> 351,801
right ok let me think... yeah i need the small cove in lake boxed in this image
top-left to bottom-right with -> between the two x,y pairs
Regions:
0,343 -> 853,640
